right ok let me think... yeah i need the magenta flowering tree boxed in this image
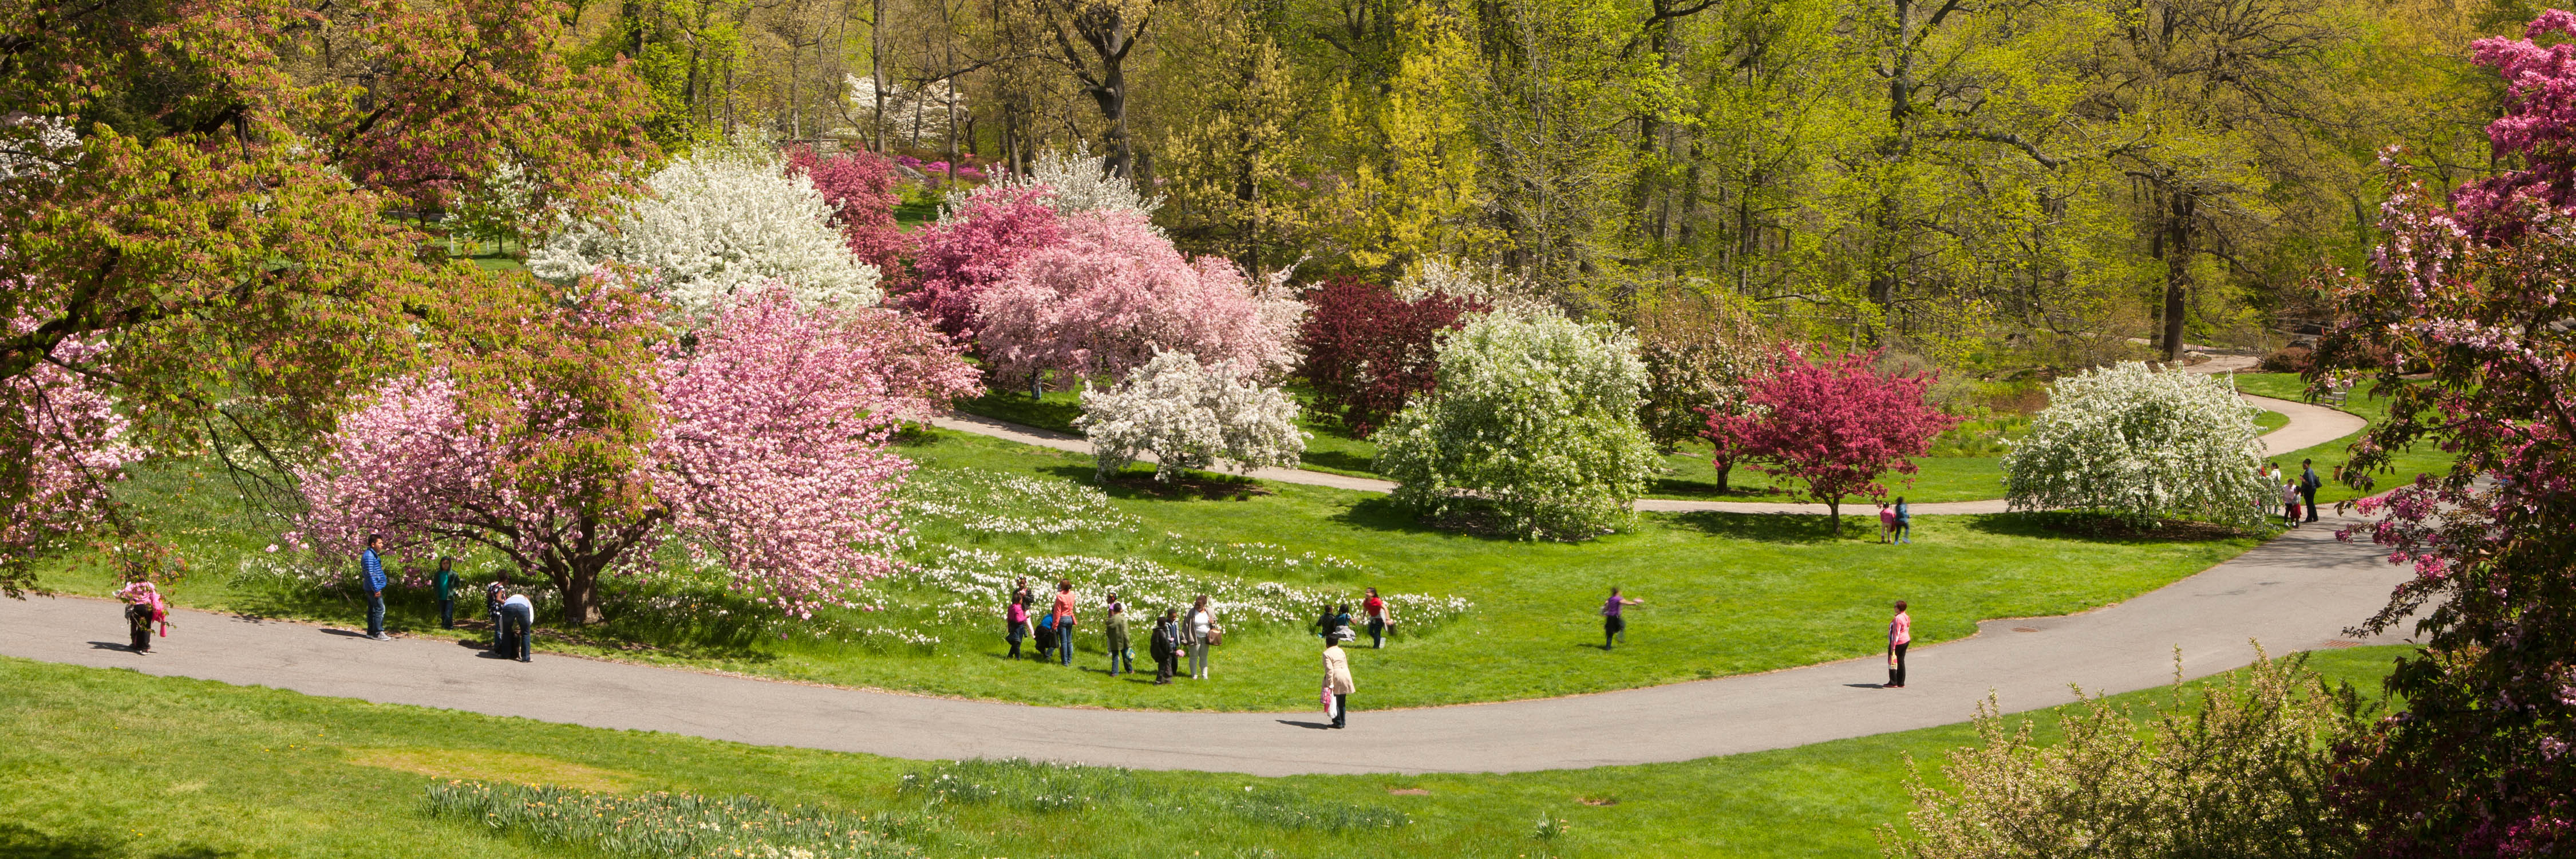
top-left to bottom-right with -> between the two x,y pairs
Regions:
294,284 -> 978,623
1710,347 -> 1958,533
2312,13 -> 2576,854
785,145 -> 910,274
901,185 -> 1066,337
973,208 -> 1302,393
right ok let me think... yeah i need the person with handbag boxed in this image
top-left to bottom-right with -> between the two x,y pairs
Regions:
1322,635 -> 1356,728
1186,594 -> 1219,679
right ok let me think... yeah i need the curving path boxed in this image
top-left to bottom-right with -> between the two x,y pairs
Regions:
0,382 -> 2404,776
935,392 -> 2364,516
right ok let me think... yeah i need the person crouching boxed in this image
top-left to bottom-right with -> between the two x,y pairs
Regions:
497,588 -> 535,663
116,581 -> 171,653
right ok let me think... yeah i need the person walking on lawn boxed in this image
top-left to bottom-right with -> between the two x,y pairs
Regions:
432,557 -> 457,629
1361,587 -> 1393,649
360,534 -> 390,640
117,580 -> 171,653
1186,595 -> 1220,679
1005,593 -> 1030,659
498,587 -> 535,662
1893,497 -> 1913,544
1051,580 -> 1079,666
1886,600 -> 1912,688
1151,608 -> 1182,685
1322,635 -> 1357,729
1103,596 -> 1133,676
2300,459 -> 2323,522
1602,587 -> 1641,650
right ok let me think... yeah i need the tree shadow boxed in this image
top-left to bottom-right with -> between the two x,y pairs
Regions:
1298,450 -> 1378,474
1037,464 -> 1269,501
0,823 -> 236,859
1964,511 -> 2253,544
1645,478 -> 1789,499
1662,510 -> 1850,545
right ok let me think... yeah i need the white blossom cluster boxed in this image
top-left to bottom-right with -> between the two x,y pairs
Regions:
2000,362 -> 2276,528
1394,257 -> 1558,320
0,114 -> 78,183
1159,535 -> 1369,579
842,74 -> 967,147
978,141 -> 1162,216
530,134 -> 881,322
440,156 -> 539,245
901,467 -> 1139,537
1076,350 -> 1308,482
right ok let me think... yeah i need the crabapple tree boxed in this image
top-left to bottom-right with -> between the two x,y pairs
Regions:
1296,276 -> 1484,438
973,208 -> 1302,393
1712,348 -> 1958,533
2001,362 -> 2274,529
1077,349 -> 1306,482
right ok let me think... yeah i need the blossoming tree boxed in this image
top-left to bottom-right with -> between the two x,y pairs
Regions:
902,185 -> 1066,337
2000,362 -> 2273,528
1077,349 -> 1306,482
785,145 -> 910,274
973,208 -> 1302,392
0,329 -> 144,594
1296,276 -> 1485,438
1376,313 -> 1660,539
2308,12 -> 2576,853
294,285 -> 979,624
531,138 -> 882,323
1711,348 -> 1958,533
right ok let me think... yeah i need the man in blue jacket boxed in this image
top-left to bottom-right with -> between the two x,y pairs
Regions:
2300,459 -> 2323,523
361,534 -> 390,641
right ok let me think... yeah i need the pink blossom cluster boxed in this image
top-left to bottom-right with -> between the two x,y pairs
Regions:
293,283 -> 979,620
1,323 -> 143,570
902,185 -> 1064,337
2453,10 -> 2576,239
973,208 -> 1301,390
785,145 -> 910,274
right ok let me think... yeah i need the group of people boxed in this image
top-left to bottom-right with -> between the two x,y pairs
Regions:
110,533 -> 539,661
1005,578 -> 1222,684
1311,588 -> 1397,648
1876,498 -> 1914,544
2258,459 -> 2325,525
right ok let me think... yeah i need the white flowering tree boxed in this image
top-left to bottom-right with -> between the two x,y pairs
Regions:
1376,313 -> 1660,539
530,136 -> 880,323
981,142 -> 1161,216
1076,349 -> 1306,482
2000,362 -> 2275,527
843,74 -> 965,147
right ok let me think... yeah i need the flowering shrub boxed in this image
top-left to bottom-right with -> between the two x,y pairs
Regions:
844,74 -> 965,147
982,142 -> 1162,216
1376,313 -> 1660,539
1,327 -> 143,592
1076,350 -> 1307,481
1710,347 -> 1959,531
974,210 -> 1302,391
426,779 -> 925,858
1394,258 -> 1555,320
1636,294 -> 1771,487
531,137 -> 882,324
1295,276 -> 1484,438
901,185 -> 1065,337
785,145 -> 908,273
2000,362 -> 2273,528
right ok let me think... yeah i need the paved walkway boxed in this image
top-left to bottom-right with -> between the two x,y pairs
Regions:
937,392 -> 2362,516
0,510 -> 2411,775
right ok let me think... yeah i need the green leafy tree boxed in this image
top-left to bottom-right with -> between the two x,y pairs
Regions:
1376,312 -> 1658,539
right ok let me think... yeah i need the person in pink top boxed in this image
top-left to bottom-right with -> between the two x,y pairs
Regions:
1051,579 -> 1079,667
1877,501 -> 1897,543
1886,600 -> 1911,688
1004,593 -> 1030,659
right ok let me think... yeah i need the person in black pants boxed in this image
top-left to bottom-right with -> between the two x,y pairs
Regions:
433,557 -> 457,629
484,577 -> 509,652
498,589 -> 535,662
2300,459 -> 2323,522
1151,608 -> 1182,685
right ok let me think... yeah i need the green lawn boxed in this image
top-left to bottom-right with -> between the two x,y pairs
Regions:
0,645 -> 2407,858
954,390 -> 2299,504
2230,373 -> 2458,504
42,428 -> 2266,713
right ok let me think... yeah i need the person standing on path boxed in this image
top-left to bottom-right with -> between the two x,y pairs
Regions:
1886,600 -> 1911,688
1004,593 -> 1030,659
498,588 -> 535,663
2300,459 -> 2323,522
1601,587 -> 1641,650
1152,608 -> 1182,685
360,534 -> 390,641
433,557 -> 457,630
1893,497 -> 1913,544
1103,596 -> 1132,676
116,581 -> 170,653
1051,580 -> 1079,667
1322,635 -> 1356,729
1361,588 -> 1393,649
1186,595 -> 1219,679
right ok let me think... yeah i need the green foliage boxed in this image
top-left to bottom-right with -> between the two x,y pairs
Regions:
1377,313 -> 1660,539
899,758 -> 1411,830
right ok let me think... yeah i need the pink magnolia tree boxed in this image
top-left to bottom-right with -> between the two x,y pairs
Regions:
974,208 -> 1302,393
2311,12 -> 2576,854
785,145 -> 910,274
293,283 -> 980,623
902,185 -> 1066,338
1710,347 -> 1958,532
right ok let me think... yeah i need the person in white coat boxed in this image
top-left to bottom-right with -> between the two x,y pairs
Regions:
1322,636 -> 1356,728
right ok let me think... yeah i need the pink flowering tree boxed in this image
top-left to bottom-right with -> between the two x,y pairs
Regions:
974,208 -> 1302,393
1711,347 -> 1958,533
2310,12 -> 2576,853
293,283 -> 979,624
902,185 -> 1066,338
785,145 -> 910,274
1,328 -> 147,595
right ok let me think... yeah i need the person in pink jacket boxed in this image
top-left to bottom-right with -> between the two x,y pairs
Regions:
1887,600 -> 1912,688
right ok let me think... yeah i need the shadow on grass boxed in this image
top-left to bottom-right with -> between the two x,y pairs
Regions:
955,392 -> 1081,435
0,823 -> 235,859
1645,478 -> 1790,499
1037,464 -> 1270,501
1298,450 -> 1379,475
1323,497 -> 1511,540
1964,511 -> 2258,545
1662,510 -> 1853,545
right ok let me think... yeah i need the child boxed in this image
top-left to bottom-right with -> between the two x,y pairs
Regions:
116,581 -> 170,653
2281,480 -> 2302,526
1877,501 -> 1897,543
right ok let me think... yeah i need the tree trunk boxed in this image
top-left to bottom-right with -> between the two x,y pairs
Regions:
2158,187 -> 2194,362
1713,460 -> 1732,492
1826,495 -> 1843,534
